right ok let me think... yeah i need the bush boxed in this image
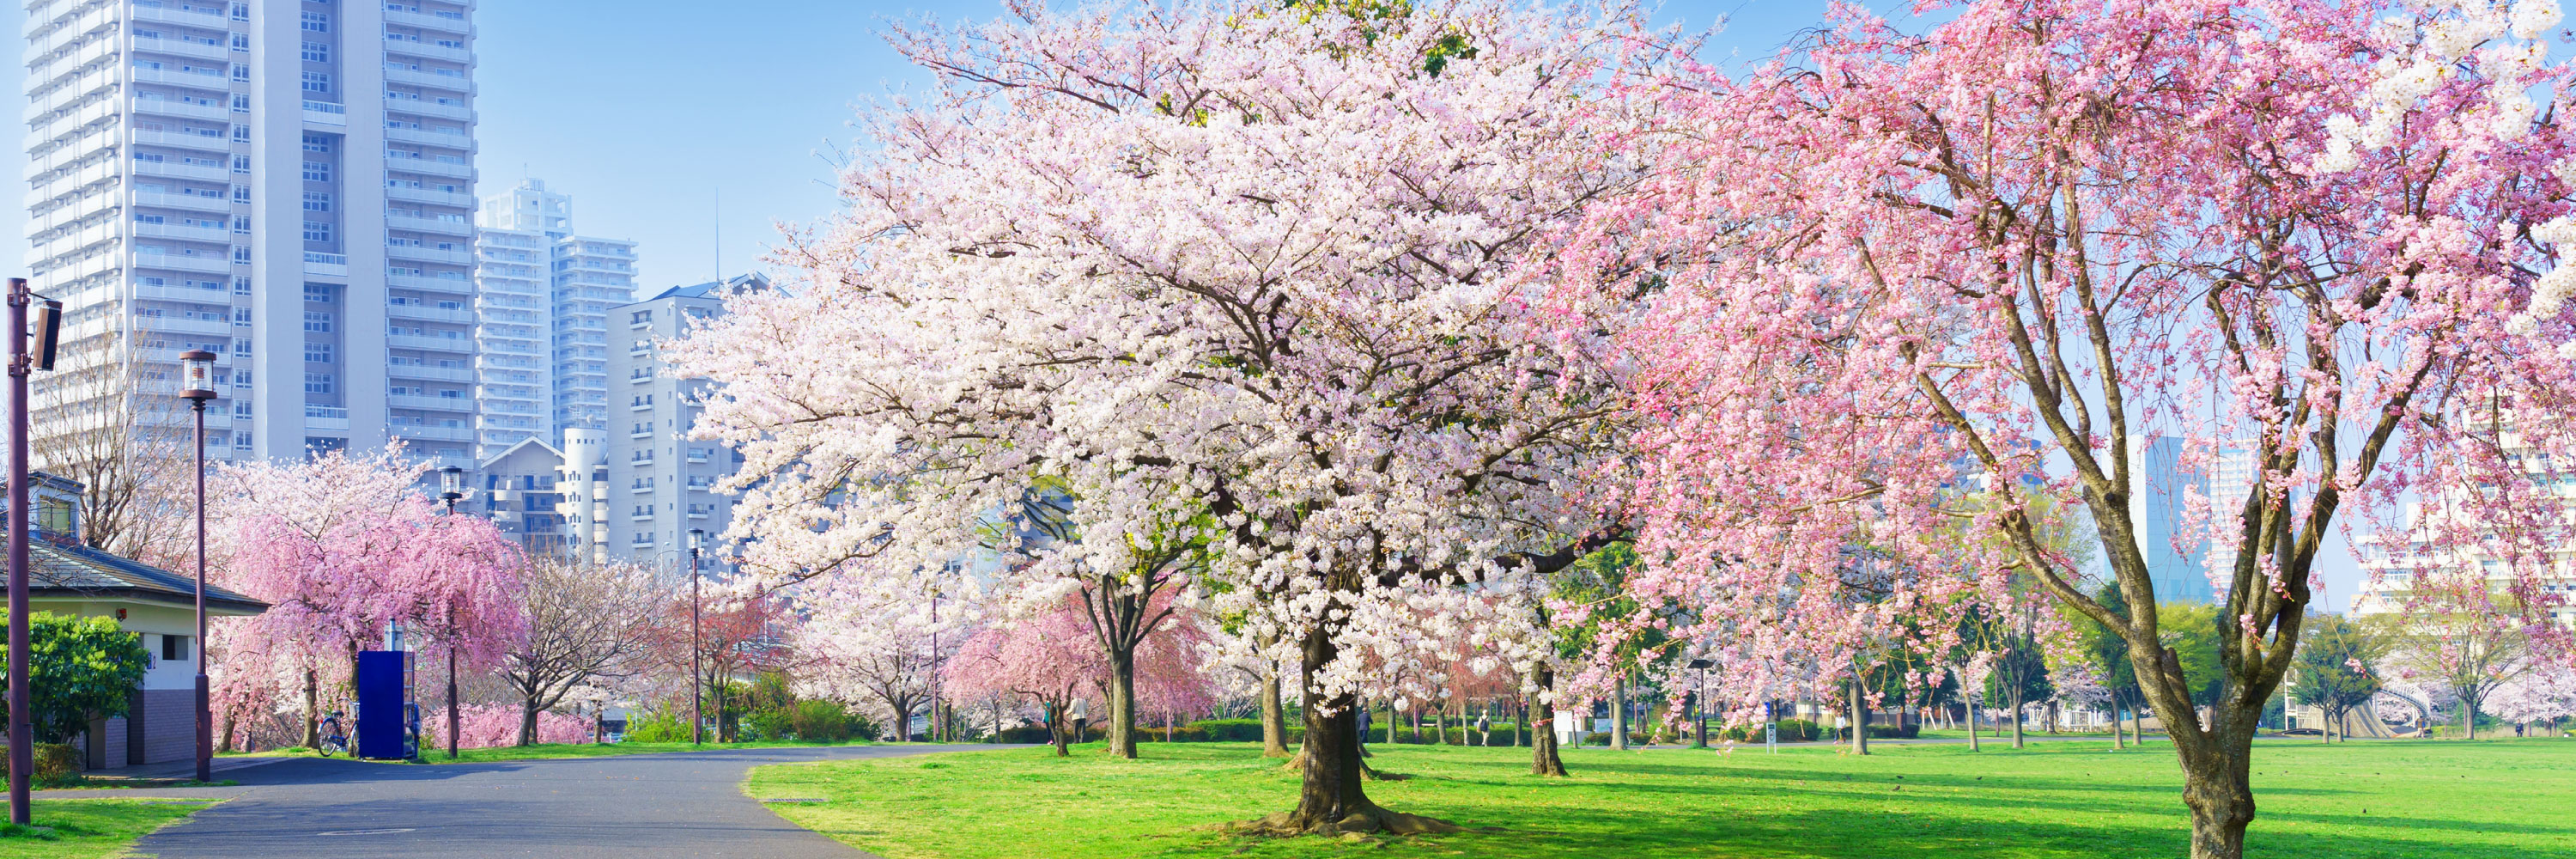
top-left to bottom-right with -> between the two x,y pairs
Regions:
744,708 -> 794,742
1865,722 -> 1920,740
791,700 -> 866,743
0,743 -> 80,781
1714,719 -> 1820,743
1190,719 -> 1265,741
623,709 -> 690,743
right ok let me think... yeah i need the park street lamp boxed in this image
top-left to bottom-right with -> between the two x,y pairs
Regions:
6,279 -> 58,824
689,527 -> 705,746
179,350 -> 217,782
437,466 -> 464,758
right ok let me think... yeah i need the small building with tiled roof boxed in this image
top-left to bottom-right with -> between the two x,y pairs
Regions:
12,471 -> 266,770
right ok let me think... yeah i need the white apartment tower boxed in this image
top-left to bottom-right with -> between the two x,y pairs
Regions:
600,274 -> 762,575
471,178 -> 634,457
22,0 -> 482,468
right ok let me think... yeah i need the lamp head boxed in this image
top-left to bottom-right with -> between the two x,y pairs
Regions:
179,350 -> 218,401
688,528 -> 706,551
440,465 -> 465,500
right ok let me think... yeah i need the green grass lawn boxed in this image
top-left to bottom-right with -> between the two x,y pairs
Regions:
745,739 -> 2576,859
0,798 -> 219,858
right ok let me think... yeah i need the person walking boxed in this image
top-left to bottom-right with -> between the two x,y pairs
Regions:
1070,698 -> 1090,744
1476,710 -> 1492,746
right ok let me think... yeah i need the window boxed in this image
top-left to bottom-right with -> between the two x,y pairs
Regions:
232,93 -> 249,113
234,216 -> 252,235
301,11 -> 329,32
304,343 -> 332,363
302,221 -> 332,242
302,134 -> 332,153
134,213 -> 167,225
304,284 -> 333,303
303,373 -> 334,393
302,161 -> 330,182
233,184 -> 251,202
629,310 -> 653,325
232,33 -> 249,52
301,41 -> 330,63
234,277 -> 253,295
232,3 -> 250,21
162,635 -> 190,662
234,155 -> 251,174
234,338 -> 251,356
232,63 -> 250,82
303,312 -> 332,332
301,71 -> 331,94
302,192 -> 332,212
235,308 -> 252,325
232,123 -> 250,142
234,431 -> 252,448
233,245 -> 251,263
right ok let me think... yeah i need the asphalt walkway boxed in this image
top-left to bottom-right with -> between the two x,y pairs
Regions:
35,744 -> 1004,858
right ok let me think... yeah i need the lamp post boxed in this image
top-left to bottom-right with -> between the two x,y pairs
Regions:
179,350 -> 217,782
689,527 -> 704,746
438,466 -> 463,759
6,278 -> 57,824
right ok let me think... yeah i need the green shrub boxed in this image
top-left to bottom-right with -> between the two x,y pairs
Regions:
1190,719 -> 1265,741
0,743 -> 80,781
792,699 -> 865,743
744,708 -> 794,742
623,709 -> 690,743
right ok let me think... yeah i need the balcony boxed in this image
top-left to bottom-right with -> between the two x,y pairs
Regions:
384,40 -> 474,65
131,222 -> 232,244
390,423 -> 473,443
382,67 -> 474,95
128,130 -> 231,152
385,302 -> 474,324
387,157 -> 476,181
685,449 -> 711,464
386,363 -> 473,383
386,244 -> 472,265
385,214 -> 471,236
386,332 -> 471,353
132,34 -> 228,62
129,4 -> 227,28
384,125 -> 474,151
387,273 -> 473,294
132,159 -> 229,182
386,9 -> 473,34
301,100 -> 348,127
629,484 -> 655,495
304,405 -> 350,430
386,186 -> 475,210
134,314 -> 232,337
384,97 -> 474,123
130,67 -> 230,92
131,98 -> 228,121
131,251 -> 231,275
131,192 -> 231,214
304,252 -> 349,277
390,393 -> 473,413
630,453 -> 656,466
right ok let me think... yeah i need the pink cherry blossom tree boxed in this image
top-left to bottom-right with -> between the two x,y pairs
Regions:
944,607 -> 1102,757
664,0 -> 1659,833
1545,2 -> 2576,856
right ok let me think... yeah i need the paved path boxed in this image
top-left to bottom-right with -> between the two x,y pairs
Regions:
37,744 -> 1005,858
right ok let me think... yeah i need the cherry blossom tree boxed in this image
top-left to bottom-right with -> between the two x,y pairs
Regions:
794,582 -> 949,742
665,0 -> 1658,833
944,608 -> 1101,756
501,559 -> 662,747
1546,1 -> 2576,856
2488,662 -> 2576,734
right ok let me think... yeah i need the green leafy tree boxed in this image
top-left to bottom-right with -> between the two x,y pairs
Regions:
2289,615 -> 2393,742
2158,602 -> 2228,710
1,612 -> 151,743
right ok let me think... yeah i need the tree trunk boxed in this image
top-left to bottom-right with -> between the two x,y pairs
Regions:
1967,693 -> 1980,752
1260,670 -> 1291,758
2177,719 -> 2257,859
2009,683 -> 2026,749
1611,677 -> 1629,750
1848,680 -> 1869,756
302,667 -> 320,748
1514,698 -> 1526,747
2046,699 -> 2060,734
1433,698 -> 1449,746
1246,621 -> 1456,835
520,695 -> 540,748
2461,698 -> 2474,740
1107,643 -> 1139,758
2113,697 -> 2127,749
1048,703 -> 1069,757
219,711 -> 237,754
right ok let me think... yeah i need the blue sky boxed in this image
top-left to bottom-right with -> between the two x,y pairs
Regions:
0,0 -> 2369,609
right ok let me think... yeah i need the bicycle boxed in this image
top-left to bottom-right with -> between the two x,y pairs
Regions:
318,710 -> 350,758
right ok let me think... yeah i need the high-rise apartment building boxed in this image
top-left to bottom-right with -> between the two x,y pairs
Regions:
598,274 -> 762,575
22,0 -> 481,468
470,178 -> 635,458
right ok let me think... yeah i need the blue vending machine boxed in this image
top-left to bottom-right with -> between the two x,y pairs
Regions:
355,650 -> 411,759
